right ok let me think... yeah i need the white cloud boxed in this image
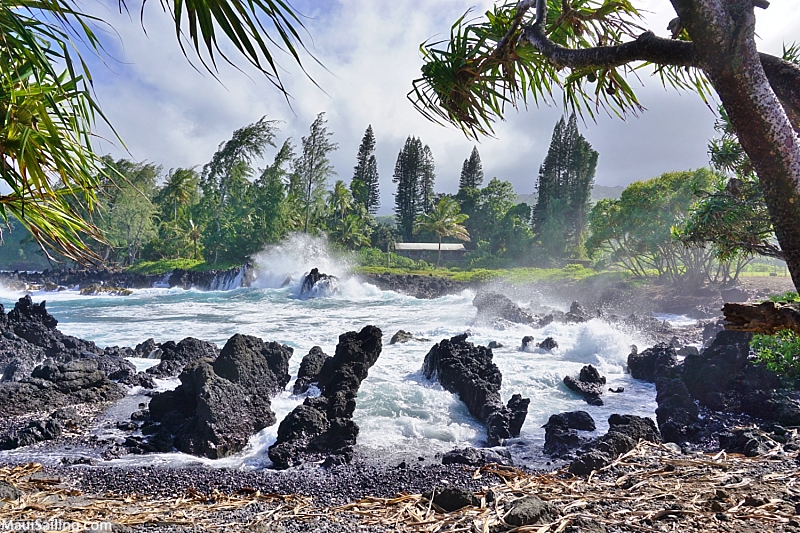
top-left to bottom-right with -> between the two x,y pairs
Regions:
88,0 -> 800,213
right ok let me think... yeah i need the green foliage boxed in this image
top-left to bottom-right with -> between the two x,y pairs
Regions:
357,247 -> 421,269
678,105 -> 778,261
414,197 -> 470,267
768,292 -> 800,303
3,0 -> 313,263
751,330 -> 800,378
393,136 -> 433,241
459,146 -> 484,190
587,168 -> 720,283
350,125 -> 380,214
295,112 -> 338,234
533,114 -> 598,261
410,0 -> 711,137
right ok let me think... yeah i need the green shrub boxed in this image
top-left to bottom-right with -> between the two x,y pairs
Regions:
357,247 -> 422,269
768,291 -> 800,303
751,329 -> 800,377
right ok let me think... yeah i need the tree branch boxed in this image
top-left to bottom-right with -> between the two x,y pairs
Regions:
522,0 -> 799,132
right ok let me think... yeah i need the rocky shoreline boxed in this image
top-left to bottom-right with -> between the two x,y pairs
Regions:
2,273 -> 800,531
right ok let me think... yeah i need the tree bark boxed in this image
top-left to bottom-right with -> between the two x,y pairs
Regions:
670,0 -> 800,290
723,301 -> 800,334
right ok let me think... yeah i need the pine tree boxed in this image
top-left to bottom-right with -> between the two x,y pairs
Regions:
350,125 -> 380,214
532,114 -> 598,259
419,145 -> 436,214
458,146 -> 484,191
293,112 -> 338,233
393,136 -> 423,241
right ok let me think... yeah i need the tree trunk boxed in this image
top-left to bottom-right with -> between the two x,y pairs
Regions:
674,0 -> 800,291
437,236 -> 442,268
723,301 -> 800,334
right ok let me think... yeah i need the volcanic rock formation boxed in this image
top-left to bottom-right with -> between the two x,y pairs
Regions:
422,334 -> 530,445
268,326 -> 382,468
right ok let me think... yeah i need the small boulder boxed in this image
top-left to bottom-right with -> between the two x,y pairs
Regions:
538,337 -> 558,351
0,480 -> 21,501
293,346 -> 330,395
505,495 -> 557,527
424,487 -> 479,512
441,447 -> 512,467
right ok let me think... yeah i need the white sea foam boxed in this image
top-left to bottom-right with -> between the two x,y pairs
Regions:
0,240 -> 658,469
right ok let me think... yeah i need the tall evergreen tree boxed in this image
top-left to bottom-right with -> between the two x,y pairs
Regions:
294,112 -> 338,233
393,136 -> 424,241
458,146 -> 484,191
532,114 -> 598,259
419,145 -> 436,214
351,125 -> 380,214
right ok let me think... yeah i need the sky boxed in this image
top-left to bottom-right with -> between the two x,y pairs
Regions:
87,0 -> 800,214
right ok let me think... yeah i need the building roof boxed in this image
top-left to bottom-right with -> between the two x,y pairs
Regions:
394,243 -> 466,251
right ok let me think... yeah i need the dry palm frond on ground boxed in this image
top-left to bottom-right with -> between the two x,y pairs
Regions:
1,441 -> 799,532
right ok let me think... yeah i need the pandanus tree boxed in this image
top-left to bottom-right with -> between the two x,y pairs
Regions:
411,0 -> 800,291
3,0 -> 312,263
414,197 -> 470,268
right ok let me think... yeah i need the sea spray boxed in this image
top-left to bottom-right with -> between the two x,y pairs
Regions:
252,233 -> 354,290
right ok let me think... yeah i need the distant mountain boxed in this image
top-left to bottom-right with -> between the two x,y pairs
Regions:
515,185 -> 625,206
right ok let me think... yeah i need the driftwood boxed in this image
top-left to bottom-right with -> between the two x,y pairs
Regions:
723,301 -> 800,334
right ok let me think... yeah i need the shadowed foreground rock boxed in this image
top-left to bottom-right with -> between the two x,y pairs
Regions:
269,325 -> 382,469
147,334 -> 292,459
543,411 -> 596,458
422,334 -> 529,446
569,415 -> 661,476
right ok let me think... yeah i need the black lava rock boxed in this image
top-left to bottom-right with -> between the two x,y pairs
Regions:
268,326 -> 382,469
569,415 -> 661,475
147,334 -> 293,459
422,334 -> 529,445
627,343 -> 679,382
293,346 -> 331,395
563,365 -> 606,406
146,337 -> 220,379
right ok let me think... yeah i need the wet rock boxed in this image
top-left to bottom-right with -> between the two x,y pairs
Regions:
538,337 -> 559,351
0,480 -> 21,500
268,326 -> 382,469
441,447 -> 512,466
655,378 -> 699,443
563,365 -> 605,406
300,268 -> 339,297
146,337 -> 220,379
79,284 -> 132,296
563,301 -> 588,323
740,391 -> 800,426
569,415 -> 661,476
0,418 -> 62,450
293,346 -> 331,395
147,334 -> 293,459
543,411 -> 596,457
422,334 -> 529,445
682,330 -> 752,406
520,336 -> 535,351
134,338 -> 160,358
365,274 -> 466,299
719,428 -> 775,457
487,341 -> 503,349
505,495 -> 557,526
424,487 -> 479,512
389,330 -> 429,345
473,292 -> 538,326
627,343 -> 679,382
168,264 -> 254,291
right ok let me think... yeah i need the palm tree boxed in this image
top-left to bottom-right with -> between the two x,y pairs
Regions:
328,180 -> 352,223
414,197 -> 470,268
188,220 -> 202,260
333,214 -> 371,250
1,0 -> 312,262
162,168 -> 198,221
